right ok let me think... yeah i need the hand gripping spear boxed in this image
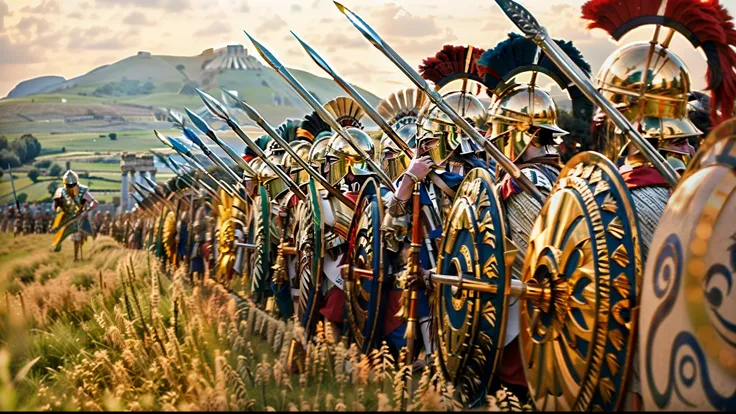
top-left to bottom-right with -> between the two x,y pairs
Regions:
289,32 -> 454,198
193,88 -> 308,202
333,1 -> 544,205
244,31 -> 396,192
492,0 -> 679,187
223,90 -> 357,211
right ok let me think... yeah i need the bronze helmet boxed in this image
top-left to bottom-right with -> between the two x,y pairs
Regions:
376,88 -> 430,181
321,97 -> 374,188
487,84 -> 568,162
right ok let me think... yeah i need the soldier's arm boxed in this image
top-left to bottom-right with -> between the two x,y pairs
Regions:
82,190 -> 99,212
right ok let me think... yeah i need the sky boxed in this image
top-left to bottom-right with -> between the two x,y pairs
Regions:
1,0 -> 735,98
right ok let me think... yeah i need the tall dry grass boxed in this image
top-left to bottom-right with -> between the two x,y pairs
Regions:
0,233 -> 532,411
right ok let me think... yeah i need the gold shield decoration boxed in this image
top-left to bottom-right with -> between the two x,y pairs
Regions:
344,177 -> 385,354
640,120 -> 736,411
521,152 -> 641,411
435,168 -> 511,407
215,189 -> 247,280
249,185 -> 271,294
162,210 -> 177,265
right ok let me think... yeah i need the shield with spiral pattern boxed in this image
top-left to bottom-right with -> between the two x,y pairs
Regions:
294,178 -> 324,341
435,168 -> 511,408
344,177 -> 385,354
520,151 -> 641,411
249,185 -> 271,293
640,120 -> 736,411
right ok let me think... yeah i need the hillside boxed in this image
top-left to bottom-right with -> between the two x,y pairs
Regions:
0,46 -> 381,129
6,76 -> 66,99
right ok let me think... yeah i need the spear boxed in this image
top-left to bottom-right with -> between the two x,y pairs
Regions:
225,90 -> 356,211
184,107 -> 259,179
332,1 -> 544,204
167,157 -> 222,202
244,31 -> 395,191
193,89 -> 308,202
290,32 -> 452,196
7,165 -> 20,210
181,125 -> 245,185
155,129 -> 236,197
492,0 -> 678,187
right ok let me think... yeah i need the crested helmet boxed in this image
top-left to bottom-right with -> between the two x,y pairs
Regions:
321,97 -> 375,189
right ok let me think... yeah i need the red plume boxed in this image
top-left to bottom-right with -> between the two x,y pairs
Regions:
582,0 -> 736,126
418,45 -> 486,88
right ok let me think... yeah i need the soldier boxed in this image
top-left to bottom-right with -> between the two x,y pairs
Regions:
111,213 -> 124,243
13,205 -> 21,238
190,198 -> 208,281
33,209 -> 43,234
21,204 -> 32,235
99,211 -> 112,236
382,45 -> 492,369
176,209 -> 190,268
51,170 -> 99,261
42,209 -> 52,233
0,207 -> 6,233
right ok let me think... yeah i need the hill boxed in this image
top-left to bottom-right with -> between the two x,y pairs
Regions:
6,76 -> 66,99
0,45 -> 381,129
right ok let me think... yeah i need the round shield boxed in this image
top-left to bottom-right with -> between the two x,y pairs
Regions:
640,120 -> 736,411
215,189 -> 247,282
162,209 -> 177,265
435,168 -> 511,407
520,151 -> 641,411
293,178 -> 324,341
344,177 -> 385,354
249,185 -> 272,294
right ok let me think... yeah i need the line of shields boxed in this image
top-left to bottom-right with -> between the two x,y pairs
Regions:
128,0 -> 736,411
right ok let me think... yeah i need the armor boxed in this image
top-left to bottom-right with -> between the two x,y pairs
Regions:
322,97 -> 374,192
51,170 -> 97,259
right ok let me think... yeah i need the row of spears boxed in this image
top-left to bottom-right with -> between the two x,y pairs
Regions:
121,0 -> 736,411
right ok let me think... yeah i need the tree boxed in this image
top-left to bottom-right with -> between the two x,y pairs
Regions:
109,132 -> 118,141
16,193 -> 27,204
61,147 -> 66,153
47,181 -> 60,197
0,136 -> 7,151
0,150 -> 20,169
27,168 -> 40,183
34,159 -> 51,169
49,164 -> 62,177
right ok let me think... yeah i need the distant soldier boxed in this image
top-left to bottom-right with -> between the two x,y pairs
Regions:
99,211 -> 112,236
111,213 -> 124,243
42,209 -> 53,233
51,170 -> 99,261
0,207 -> 5,233
190,202 -> 207,281
91,211 -> 103,238
175,210 -> 190,268
33,210 -> 43,234
21,204 -> 32,235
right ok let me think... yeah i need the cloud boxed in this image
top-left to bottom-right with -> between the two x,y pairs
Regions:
94,0 -> 190,13
239,0 -> 249,13
372,4 -> 441,39
21,0 -> 60,14
67,26 -> 131,50
67,11 -> 83,19
0,35 -> 44,64
122,11 -> 154,26
0,0 -> 9,31
195,21 -> 231,37
255,15 -> 286,34
290,4 -> 301,12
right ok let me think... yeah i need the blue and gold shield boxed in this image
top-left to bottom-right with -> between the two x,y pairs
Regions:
344,177 -> 385,354
521,151 -> 641,411
640,120 -> 736,411
435,167 -> 511,407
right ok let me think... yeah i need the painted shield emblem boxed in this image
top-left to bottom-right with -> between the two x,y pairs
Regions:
344,177 -> 385,354
294,178 -> 324,341
435,168 -> 511,407
521,152 -> 641,411
215,189 -> 248,282
640,120 -> 736,411
250,185 -> 271,293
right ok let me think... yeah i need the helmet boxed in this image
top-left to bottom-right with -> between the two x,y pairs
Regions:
487,84 -> 568,162
595,42 -> 702,160
417,91 -> 488,165
63,170 -> 79,186
376,88 -> 430,181
308,135 -> 330,176
63,170 -> 80,197
258,140 -> 290,200
324,128 -> 375,188
283,140 -> 312,185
